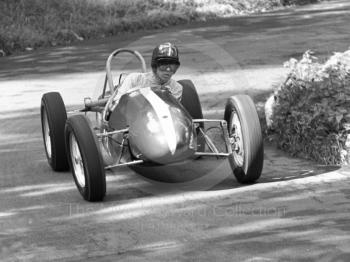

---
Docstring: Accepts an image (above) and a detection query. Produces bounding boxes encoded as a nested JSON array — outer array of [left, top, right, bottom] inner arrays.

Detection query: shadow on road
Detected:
[[1, 106, 349, 261]]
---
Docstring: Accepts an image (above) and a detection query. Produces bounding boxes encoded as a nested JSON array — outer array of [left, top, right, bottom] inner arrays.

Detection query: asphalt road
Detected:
[[1, 1, 350, 261]]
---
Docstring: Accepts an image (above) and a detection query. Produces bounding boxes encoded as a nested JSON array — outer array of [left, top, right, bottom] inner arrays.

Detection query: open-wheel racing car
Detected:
[[40, 48, 264, 202]]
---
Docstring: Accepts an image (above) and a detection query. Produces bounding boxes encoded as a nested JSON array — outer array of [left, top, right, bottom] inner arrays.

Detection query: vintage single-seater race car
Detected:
[[40, 48, 264, 202]]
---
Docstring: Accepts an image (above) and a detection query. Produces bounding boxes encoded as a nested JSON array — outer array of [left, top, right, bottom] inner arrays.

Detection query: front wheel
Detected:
[[65, 115, 106, 201], [224, 95, 264, 183]]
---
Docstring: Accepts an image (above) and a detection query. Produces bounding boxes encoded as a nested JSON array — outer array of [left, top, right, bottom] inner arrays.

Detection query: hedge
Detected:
[[268, 49, 350, 165]]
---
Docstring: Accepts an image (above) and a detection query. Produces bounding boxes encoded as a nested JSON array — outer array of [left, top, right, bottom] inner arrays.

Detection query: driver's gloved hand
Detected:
[[150, 85, 162, 92]]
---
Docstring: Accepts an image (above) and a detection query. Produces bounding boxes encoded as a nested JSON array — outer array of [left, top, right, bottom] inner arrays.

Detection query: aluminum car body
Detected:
[[108, 87, 197, 164]]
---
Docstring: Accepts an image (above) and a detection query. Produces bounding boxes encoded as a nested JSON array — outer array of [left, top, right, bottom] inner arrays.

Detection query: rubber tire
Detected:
[[40, 92, 69, 171], [178, 79, 203, 120], [65, 115, 106, 202], [178, 79, 205, 152], [224, 95, 264, 184]]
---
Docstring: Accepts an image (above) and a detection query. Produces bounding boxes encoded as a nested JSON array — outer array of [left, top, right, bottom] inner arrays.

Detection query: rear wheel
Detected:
[[178, 79, 205, 152], [65, 115, 106, 201], [224, 95, 264, 183], [40, 92, 69, 171], [178, 79, 203, 119]]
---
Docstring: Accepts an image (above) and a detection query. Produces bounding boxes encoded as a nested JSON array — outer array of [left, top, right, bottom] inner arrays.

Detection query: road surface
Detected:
[[1, 1, 350, 261]]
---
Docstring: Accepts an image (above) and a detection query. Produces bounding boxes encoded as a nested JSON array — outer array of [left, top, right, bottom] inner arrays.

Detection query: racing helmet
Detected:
[[151, 42, 180, 69]]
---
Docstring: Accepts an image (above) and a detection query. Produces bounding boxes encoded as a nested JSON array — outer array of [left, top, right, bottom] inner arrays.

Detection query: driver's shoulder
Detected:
[[125, 72, 145, 80], [171, 79, 183, 89], [122, 72, 148, 86]]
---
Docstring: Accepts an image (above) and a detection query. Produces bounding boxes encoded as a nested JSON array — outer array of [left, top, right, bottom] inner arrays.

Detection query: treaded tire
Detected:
[[178, 79, 205, 152], [224, 95, 264, 183], [65, 115, 106, 202], [40, 92, 69, 171]]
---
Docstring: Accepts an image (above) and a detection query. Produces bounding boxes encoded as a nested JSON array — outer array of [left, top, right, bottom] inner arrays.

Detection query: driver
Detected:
[[112, 42, 183, 104]]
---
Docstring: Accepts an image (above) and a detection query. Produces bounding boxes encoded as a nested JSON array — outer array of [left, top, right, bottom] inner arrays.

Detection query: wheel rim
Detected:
[[70, 134, 86, 188], [229, 110, 244, 167], [43, 109, 52, 158]]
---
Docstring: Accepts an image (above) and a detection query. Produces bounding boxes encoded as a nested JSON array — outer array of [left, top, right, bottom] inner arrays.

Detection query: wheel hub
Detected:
[[70, 134, 85, 188], [229, 111, 244, 167], [43, 110, 52, 158]]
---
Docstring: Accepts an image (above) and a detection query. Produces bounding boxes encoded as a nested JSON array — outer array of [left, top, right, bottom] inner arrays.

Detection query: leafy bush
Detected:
[[269, 49, 350, 165]]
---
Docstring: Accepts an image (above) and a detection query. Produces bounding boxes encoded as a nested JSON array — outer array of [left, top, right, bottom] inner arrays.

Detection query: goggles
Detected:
[[157, 64, 178, 73]]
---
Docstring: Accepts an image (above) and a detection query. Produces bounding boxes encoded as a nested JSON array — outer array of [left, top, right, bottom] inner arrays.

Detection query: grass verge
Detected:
[[0, 0, 321, 55]]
